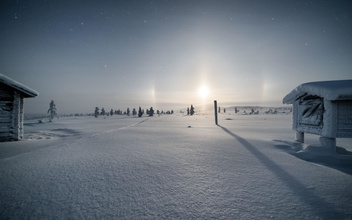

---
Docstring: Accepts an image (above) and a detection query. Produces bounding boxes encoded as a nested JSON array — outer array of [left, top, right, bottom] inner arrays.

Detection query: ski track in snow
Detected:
[[0, 114, 351, 219]]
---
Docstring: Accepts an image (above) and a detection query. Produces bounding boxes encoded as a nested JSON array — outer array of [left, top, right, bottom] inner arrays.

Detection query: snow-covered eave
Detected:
[[283, 80, 352, 104], [0, 73, 39, 98]]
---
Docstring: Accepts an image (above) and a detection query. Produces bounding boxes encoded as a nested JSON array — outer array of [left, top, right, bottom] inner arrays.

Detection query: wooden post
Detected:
[[319, 137, 336, 151], [214, 100, 218, 125], [295, 131, 304, 143]]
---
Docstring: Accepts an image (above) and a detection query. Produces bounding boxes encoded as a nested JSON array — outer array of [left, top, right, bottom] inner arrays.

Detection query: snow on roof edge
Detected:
[[283, 80, 352, 104], [0, 73, 39, 98]]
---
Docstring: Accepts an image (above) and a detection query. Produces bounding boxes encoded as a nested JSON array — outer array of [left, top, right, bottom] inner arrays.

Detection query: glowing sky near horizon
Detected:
[[1, 0, 352, 114]]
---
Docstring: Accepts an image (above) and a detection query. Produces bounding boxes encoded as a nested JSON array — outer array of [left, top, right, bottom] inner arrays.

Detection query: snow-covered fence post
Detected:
[[214, 100, 218, 125]]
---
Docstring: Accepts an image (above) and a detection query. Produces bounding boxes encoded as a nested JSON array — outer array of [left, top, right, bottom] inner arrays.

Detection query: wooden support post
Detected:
[[295, 131, 304, 143], [214, 100, 218, 125], [319, 137, 336, 151]]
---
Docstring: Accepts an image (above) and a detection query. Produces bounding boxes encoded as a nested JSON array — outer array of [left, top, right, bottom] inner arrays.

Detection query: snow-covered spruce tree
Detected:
[[110, 109, 114, 116], [146, 109, 150, 115], [187, 107, 190, 115], [138, 106, 143, 117], [149, 107, 154, 116], [127, 108, 130, 116], [94, 107, 99, 118], [101, 108, 106, 116], [47, 100, 58, 120], [190, 105, 195, 116], [132, 108, 137, 116]]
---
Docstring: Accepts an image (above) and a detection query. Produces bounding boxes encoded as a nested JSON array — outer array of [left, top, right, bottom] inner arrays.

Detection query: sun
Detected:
[[198, 84, 210, 99]]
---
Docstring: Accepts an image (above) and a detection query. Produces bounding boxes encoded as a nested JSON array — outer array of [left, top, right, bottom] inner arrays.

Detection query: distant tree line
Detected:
[[94, 106, 174, 118]]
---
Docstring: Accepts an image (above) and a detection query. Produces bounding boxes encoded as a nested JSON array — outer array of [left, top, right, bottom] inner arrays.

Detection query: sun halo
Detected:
[[198, 84, 210, 99]]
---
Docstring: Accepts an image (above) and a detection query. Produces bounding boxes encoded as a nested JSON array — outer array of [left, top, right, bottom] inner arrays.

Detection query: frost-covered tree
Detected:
[[138, 106, 143, 117], [110, 109, 114, 116], [187, 107, 190, 115], [218, 106, 221, 113], [224, 108, 226, 113], [127, 108, 130, 116], [157, 110, 160, 115], [101, 108, 106, 116], [190, 105, 195, 116], [146, 109, 150, 115], [94, 107, 100, 118], [47, 100, 58, 120], [149, 107, 154, 116], [132, 108, 137, 116]]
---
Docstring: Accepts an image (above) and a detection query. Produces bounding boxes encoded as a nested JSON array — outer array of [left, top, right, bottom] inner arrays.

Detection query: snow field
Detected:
[[0, 113, 351, 219]]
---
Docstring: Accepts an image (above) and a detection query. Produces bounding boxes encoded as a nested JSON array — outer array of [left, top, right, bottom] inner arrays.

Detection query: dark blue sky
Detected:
[[1, 0, 352, 114]]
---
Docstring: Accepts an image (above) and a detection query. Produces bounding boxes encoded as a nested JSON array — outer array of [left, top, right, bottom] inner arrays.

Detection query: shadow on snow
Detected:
[[274, 140, 352, 176], [217, 124, 346, 219]]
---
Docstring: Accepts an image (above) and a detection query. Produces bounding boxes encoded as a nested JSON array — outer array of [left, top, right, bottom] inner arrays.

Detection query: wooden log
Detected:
[[0, 127, 12, 132]]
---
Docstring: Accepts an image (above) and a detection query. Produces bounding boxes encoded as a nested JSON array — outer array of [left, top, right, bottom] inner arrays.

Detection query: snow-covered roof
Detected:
[[283, 80, 352, 104], [0, 73, 39, 98]]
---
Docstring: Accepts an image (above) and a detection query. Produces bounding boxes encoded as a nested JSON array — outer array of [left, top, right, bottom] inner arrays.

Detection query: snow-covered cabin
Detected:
[[283, 80, 352, 150], [0, 74, 38, 141]]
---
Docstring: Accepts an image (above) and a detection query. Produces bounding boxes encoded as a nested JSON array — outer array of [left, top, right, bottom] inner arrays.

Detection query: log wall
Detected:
[[337, 101, 352, 138], [0, 83, 23, 141]]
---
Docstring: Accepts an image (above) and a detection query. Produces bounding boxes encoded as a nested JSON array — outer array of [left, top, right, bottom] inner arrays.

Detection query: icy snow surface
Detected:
[[1, 111, 351, 219], [283, 80, 352, 103]]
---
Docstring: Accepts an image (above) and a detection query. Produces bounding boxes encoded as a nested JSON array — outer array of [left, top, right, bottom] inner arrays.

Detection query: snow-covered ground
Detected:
[[1, 111, 351, 219]]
